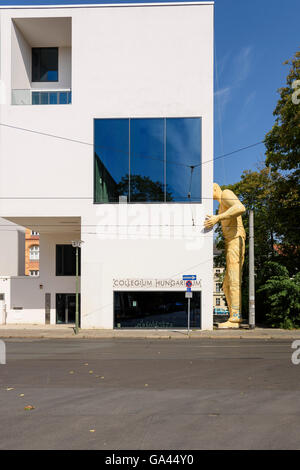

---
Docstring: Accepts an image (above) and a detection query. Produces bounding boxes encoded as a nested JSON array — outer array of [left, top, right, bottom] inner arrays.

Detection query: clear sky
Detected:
[[1, 0, 299, 187]]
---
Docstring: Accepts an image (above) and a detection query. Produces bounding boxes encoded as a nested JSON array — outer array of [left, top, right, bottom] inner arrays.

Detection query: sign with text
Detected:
[[113, 278, 202, 290]]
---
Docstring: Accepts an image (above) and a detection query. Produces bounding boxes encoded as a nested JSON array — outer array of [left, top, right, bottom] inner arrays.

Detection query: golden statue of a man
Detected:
[[204, 183, 246, 328]]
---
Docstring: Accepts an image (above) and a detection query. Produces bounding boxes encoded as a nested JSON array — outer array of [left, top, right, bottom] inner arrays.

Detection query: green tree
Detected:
[[258, 263, 300, 329], [264, 49, 300, 256], [117, 174, 173, 202]]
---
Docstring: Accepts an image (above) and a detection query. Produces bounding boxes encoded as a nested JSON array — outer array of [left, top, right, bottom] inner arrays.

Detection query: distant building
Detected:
[[25, 229, 40, 277], [213, 242, 228, 315]]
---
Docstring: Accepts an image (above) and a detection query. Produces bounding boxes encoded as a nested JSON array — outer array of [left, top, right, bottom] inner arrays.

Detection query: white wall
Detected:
[[0, 218, 25, 276], [11, 21, 31, 90], [0, 3, 214, 329]]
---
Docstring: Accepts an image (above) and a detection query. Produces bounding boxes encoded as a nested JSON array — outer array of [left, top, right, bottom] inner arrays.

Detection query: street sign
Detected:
[[185, 291, 193, 299], [185, 280, 192, 288], [182, 275, 197, 281]]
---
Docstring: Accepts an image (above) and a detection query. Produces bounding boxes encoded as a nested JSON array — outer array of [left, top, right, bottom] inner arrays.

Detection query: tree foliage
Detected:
[[264, 50, 300, 250], [257, 263, 300, 329]]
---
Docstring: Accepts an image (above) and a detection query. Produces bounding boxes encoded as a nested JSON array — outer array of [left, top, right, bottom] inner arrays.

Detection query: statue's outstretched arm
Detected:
[[218, 190, 246, 221], [204, 189, 245, 229]]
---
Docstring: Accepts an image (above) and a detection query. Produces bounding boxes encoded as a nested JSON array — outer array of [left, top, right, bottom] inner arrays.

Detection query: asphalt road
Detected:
[[0, 338, 299, 450]]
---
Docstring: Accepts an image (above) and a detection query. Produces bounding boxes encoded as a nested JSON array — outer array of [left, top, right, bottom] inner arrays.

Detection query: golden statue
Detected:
[[205, 183, 246, 328]]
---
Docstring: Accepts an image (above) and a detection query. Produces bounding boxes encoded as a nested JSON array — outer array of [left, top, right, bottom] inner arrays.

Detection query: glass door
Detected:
[[56, 294, 80, 324]]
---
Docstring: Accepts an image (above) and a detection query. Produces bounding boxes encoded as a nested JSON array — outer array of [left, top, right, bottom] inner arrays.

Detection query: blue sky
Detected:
[[1, 0, 299, 187]]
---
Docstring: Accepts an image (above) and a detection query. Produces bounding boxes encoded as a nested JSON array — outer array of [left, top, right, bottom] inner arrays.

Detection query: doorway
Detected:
[[56, 293, 80, 324]]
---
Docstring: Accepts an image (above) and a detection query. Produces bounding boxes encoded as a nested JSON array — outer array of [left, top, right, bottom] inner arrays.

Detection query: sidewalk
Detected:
[[0, 324, 300, 339]]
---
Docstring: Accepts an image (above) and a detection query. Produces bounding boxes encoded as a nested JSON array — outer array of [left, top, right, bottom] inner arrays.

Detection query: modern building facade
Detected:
[[0, 2, 214, 329]]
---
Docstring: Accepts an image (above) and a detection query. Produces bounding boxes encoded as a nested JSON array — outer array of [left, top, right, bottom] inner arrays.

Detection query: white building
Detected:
[[0, 1, 214, 329]]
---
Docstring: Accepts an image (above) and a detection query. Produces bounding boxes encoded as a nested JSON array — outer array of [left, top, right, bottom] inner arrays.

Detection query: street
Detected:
[[0, 338, 299, 450]]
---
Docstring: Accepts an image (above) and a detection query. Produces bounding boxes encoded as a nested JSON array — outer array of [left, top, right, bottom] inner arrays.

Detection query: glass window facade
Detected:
[[94, 118, 202, 203], [32, 91, 71, 105], [32, 48, 58, 82], [56, 245, 81, 276], [114, 291, 201, 329]]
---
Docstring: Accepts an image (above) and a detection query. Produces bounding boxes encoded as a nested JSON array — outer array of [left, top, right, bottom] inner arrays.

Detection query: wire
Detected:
[[0, 122, 265, 170]]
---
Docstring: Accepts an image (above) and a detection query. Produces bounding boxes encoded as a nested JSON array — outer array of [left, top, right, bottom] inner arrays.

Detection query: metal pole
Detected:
[[187, 298, 191, 336], [75, 247, 79, 334], [249, 210, 255, 329]]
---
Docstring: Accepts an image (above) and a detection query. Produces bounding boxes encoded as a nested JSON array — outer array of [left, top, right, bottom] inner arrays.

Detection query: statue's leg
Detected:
[[218, 237, 245, 328]]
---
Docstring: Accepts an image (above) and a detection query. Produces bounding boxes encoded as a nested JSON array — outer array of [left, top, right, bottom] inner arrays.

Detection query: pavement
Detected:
[[0, 323, 300, 339], [1, 338, 300, 450]]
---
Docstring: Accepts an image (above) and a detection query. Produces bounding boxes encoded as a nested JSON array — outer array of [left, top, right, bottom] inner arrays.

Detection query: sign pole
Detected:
[[187, 297, 191, 336]]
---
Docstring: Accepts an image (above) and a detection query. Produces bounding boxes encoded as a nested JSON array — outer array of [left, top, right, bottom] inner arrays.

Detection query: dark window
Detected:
[[32, 47, 58, 82], [56, 245, 81, 276], [216, 298, 220, 306], [114, 291, 201, 329], [94, 118, 202, 203]]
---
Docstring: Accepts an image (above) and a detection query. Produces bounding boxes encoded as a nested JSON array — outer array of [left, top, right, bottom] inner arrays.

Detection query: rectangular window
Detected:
[[114, 291, 201, 329], [32, 47, 58, 82], [94, 117, 202, 203], [56, 245, 81, 276], [216, 298, 220, 306], [216, 283, 221, 293], [29, 270, 39, 277]]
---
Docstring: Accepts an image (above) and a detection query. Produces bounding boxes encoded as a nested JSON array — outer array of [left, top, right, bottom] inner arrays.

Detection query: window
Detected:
[[29, 270, 39, 277], [94, 118, 202, 203], [29, 245, 39, 260], [31, 231, 39, 236], [215, 269, 220, 274], [56, 245, 81, 276], [216, 283, 222, 293], [216, 298, 220, 306], [114, 291, 201, 329], [32, 47, 58, 82], [32, 91, 71, 105]]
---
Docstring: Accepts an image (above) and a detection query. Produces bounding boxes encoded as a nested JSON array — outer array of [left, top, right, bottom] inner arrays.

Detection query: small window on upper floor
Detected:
[[32, 47, 58, 82]]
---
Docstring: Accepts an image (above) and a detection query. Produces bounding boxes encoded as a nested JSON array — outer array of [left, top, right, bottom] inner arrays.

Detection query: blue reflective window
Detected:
[[59, 92, 68, 104], [32, 92, 40, 105], [94, 119, 129, 203], [40, 92, 49, 105], [49, 92, 58, 104], [130, 118, 165, 202], [166, 118, 201, 202], [94, 118, 201, 203]]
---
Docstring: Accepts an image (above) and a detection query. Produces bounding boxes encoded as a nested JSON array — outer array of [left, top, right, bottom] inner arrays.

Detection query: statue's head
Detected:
[[213, 183, 222, 201]]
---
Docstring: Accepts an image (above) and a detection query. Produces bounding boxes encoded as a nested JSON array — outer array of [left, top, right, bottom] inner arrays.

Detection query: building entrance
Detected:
[[56, 293, 80, 324]]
